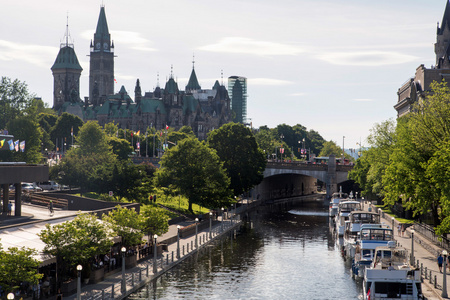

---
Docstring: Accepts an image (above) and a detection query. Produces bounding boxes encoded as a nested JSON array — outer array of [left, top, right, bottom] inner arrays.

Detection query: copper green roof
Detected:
[[213, 80, 220, 90], [51, 46, 82, 70], [164, 77, 179, 94], [182, 95, 200, 114], [186, 68, 201, 90], [95, 6, 110, 41]]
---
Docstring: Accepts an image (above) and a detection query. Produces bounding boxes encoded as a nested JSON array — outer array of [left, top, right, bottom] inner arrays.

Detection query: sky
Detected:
[[1, 0, 447, 150]]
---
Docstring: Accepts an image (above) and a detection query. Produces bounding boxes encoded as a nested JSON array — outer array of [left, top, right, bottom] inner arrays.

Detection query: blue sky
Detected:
[[0, 0, 446, 149]]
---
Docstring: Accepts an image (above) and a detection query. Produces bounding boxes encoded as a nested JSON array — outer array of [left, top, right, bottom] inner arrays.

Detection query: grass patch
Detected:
[[374, 204, 414, 224]]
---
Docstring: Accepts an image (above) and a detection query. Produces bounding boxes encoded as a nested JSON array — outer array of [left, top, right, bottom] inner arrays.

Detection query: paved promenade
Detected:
[[66, 217, 241, 300], [366, 201, 450, 300]]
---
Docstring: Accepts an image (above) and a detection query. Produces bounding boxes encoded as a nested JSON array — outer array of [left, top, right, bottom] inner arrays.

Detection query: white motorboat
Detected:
[[343, 212, 381, 258], [363, 243, 422, 299], [352, 225, 394, 279], [329, 191, 348, 218], [335, 200, 361, 236]]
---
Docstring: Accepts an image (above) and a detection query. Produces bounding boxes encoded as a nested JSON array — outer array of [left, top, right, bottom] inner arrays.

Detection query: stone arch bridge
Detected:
[[254, 157, 353, 201]]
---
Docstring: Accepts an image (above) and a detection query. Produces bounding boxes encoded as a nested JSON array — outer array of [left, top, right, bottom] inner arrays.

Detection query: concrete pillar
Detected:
[[14, 182, 21, 216], [326, 154, 337, 198], [2, 184, 9, 215]]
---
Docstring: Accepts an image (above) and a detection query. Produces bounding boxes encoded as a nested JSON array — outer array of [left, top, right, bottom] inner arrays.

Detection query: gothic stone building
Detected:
[[52, 6, 232, 140], [395, 0, 450, 117]]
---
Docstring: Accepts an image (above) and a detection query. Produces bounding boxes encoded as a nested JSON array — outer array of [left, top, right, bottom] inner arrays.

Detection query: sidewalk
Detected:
[[368, 202, 449, 300], [66, 217, 241, 300]]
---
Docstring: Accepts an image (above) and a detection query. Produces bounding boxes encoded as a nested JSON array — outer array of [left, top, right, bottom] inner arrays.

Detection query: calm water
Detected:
[[130, 202, 363, 299]]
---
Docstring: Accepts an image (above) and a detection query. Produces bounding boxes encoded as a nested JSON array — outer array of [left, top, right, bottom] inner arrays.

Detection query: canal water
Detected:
[[130, 202, 363, 299]]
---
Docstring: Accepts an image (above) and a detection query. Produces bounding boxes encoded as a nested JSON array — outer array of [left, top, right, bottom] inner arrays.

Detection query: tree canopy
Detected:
[[154, 137, 232, 213], [208, 123, 266, 196]]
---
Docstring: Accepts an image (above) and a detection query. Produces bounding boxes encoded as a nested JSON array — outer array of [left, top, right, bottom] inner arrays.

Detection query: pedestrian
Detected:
[[438, 253, 444, 272], [7, 201, 12, 216], [397, 224, 401, 236], [401, 224, 405, 237]]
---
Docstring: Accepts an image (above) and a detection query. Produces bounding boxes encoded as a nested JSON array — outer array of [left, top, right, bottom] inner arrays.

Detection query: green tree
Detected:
[[154, 137, 232, 213], [208, 123, 266, 196], [104, 122, 119, 137], [108, 137, 133, 160], [109, 160, 151, 201], [3, 116, 42, 163], [349, 119, 396, 200], [102, 205, 144, 248], [39, 213, 113, 283], [0, 245, 43, 294], [0, 77, 34, 129], [51, 112, 83, 149], [140, 205, 170, 243]]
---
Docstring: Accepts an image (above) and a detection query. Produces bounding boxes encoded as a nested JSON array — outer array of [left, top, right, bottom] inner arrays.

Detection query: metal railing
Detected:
[[414, 222, 450, 250]]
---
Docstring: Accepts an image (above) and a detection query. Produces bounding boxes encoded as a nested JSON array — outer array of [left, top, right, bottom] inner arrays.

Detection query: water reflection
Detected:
[[130, 203, 363, 299]]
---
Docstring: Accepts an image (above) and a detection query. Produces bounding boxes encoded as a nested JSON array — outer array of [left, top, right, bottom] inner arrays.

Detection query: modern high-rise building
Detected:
[[228, 76, 247, 123]]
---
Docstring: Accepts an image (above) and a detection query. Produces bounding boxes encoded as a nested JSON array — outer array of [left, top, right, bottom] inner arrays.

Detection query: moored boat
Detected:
[[363, 243, 422, 299], [343, 212, 381, 258], [329, 191, 348, 218], [352, 225, 394, 279], [335, 200, 361, 236]]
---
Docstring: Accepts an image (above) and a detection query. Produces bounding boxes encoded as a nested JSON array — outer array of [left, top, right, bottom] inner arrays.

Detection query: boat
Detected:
[[363, 243, 422, 299], [329, 191, 348, 218], [335, 200, 361, 236], [351, 225, 394, 279], [343, 211, 381, 258]]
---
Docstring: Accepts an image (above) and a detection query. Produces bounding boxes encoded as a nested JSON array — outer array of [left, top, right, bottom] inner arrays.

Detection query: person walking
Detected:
[[438, 253, 444, 273], [401, 224, 405, 237], [397, 224, 401, 236]]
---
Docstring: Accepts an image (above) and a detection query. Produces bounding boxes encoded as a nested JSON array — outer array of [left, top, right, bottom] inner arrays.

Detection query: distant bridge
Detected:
[[255, 155, 353, 200], [133, 155, 353, 200]]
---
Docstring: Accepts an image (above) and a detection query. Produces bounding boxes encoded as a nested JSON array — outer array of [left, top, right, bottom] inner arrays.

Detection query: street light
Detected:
[[153, 234, 158, 274], [177, 225, 181, 259], [410, 229, 415, 266], [195, 218, 199, 249], [7, 293, 14, 300], [443, 250, 448, 298], [209, 212, 212, 239], [221, 208, 224, 232], [121, 246, 126, 293], [76, 264, 82, 300]]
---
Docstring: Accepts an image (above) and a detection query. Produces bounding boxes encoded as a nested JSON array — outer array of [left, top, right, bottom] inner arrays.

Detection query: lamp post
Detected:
[[209, 212, 212, 239], [342, 136, 345, 163], [76, 264, 82, 300], [7, 293, 14, 300], [121, 246, 126, 293], [153, 234, 158, 274], [176, 225, 181, 259], [443, 250, 448, 298], [195, 218, 199, 249], [221, 207, 224, 232], [410, 229, 415, 266]]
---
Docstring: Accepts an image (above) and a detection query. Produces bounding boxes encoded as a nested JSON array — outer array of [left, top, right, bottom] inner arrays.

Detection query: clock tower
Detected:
[[89, 5, 114, 106], [51, 18, 82, 111]]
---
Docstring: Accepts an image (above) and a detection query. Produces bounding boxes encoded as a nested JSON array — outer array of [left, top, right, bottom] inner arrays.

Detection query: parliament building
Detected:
[[51, 6, 241, 140]]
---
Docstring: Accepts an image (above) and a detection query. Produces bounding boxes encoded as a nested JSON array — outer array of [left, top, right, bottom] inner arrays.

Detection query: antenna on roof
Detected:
[[156, 72, 160, 87], [221, 69, 223, 85], [170, 65, 173, 78], [192, 53, 195, 69]]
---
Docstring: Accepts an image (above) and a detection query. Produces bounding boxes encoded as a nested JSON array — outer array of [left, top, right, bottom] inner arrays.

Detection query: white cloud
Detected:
[[80, 30, 156, 52], [249, 78, 294, 86], [315, 51, 418, 66], [0, 40, 56, 68], [289, 93, 306, 97], [199, 37, 304, 56]]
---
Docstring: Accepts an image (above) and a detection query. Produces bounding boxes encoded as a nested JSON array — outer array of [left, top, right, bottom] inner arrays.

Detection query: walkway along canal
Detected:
[[68, 202, 255, 300]]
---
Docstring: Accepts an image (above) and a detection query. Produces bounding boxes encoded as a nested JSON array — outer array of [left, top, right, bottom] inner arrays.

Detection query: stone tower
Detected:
[[89, 6, 114, 106], [435, 0, 450, 68], [51, 18, 82, 111]]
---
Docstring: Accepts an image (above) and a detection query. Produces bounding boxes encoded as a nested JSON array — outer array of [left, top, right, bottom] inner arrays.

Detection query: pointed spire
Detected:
[[94, 6, 110, 45], [186, 68, 201, 91], [60, 12, 74, 49], [438, 0, 450, 35]]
